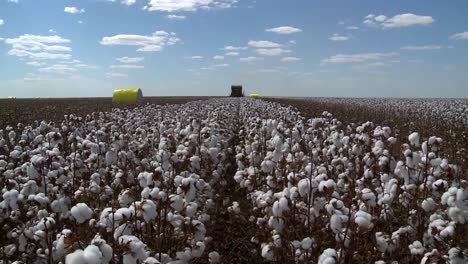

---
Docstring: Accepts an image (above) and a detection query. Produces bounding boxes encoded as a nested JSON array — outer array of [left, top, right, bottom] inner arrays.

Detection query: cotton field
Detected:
[[0, 98, 467, 263]]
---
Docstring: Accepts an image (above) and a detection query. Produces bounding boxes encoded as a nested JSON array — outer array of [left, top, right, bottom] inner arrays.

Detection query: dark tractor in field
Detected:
[[230, 85, 244, 97]]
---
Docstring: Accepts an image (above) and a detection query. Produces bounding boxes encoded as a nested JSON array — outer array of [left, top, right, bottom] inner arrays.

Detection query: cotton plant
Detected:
[[1, 97, 467, 263]]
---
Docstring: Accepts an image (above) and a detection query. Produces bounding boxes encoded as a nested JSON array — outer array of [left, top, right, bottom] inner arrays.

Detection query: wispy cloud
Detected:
[[450, 31, 468, 40], [144, 0, 237, 12], [321, 52, 398, 64], [110, 64, 144, 69], [281, 57, 301, 62], [64, 7, 85, 14], [266, 26, 302, 34], [364, 13, 434, 29], [248, 40, 283, 48], [116, 57, 144, 63], [400, 45, 441, 50], [329, 34, 349, 41], [255, 48, 291, 56], [100, 31, 180, 52], [167, 14, 186, 20]]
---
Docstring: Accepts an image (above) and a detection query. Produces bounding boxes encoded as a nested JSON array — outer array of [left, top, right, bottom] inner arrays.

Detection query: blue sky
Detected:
[[0, 0, 467, 98]]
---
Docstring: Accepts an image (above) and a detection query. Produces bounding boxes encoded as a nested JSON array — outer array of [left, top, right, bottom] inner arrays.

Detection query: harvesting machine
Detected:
[[230, 85, 244, 97]]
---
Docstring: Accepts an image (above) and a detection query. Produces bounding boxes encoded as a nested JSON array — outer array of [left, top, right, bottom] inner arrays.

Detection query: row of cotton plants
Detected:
[[0, 100, 242, 263], [232, 99, 467, 263], [1, 97, 467, 263], [299, 97, 468, 126]]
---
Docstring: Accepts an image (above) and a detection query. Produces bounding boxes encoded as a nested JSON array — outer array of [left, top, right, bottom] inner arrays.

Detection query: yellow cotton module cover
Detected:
[[249, 93, 259, 98], [112, 88, 143, 104]]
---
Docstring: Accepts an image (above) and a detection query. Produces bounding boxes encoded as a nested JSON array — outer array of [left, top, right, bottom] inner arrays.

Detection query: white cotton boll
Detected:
[[319, 179, 335, 193], [354, 210, 373, 229], [66, 249, 86, 264], [268, 216, 284, 232], [91, 236, 113, 263], [298, 179, 310, 197], [448, 247, 468, 264], [176, 249, 192, 262], [141, 187, 151, 199], [119, 235, 148, 263], [421, 198, 437, 212], [83, 245, 103, 264], [261, 160, 275, 173], [318, 248, 337, 264], [439, 225, 455, 238], [272, 201, 282, 217], [408, 132, 420, 147], [261, 244, 274, 261], [361, 188, 376, 207], [2, 189, 19, 210], [208, 251, 220, 263], [191, 241, 205, 258], [279, 197, 288, 211], [118, 190, 134, 207], [186, 202, 198, 218], [301, 237, 313, 250], [448, 207, 468, 224], [71, 203, 93, 224], [105, 149, 117, 166], [330, 214, 348, 234], [142, 200, 157, 222], [408, 240, 424, 255], [143, 257, 161, 264]]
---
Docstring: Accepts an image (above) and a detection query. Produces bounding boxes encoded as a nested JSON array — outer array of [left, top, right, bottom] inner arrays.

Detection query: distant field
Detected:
[[0, 96, 214, 126]]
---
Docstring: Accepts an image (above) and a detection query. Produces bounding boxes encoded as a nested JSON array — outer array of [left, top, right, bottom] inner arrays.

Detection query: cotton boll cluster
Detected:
[[1, 97, 467, 263], [230, 99, 467, 263]]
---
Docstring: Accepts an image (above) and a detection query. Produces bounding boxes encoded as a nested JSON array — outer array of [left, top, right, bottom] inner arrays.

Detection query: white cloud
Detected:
[[7, 0, 18, 3], [26, 61, 46, 67], [38, 64, 77, 74], [346, 26, 359, 30], [64, 7, 85, 14], [212, 63, 229, 67], [450, 31, 468, 40], [122, 0, 136, 6], [191, 55, 203, 59], [213, 55, 224, 60], [75, 63, 99, 69], [78, 20, 84, 24], [116, 56, 144, 63], [400, 45, 441, 50], [258, 69, 278, 73], [100, 31, 180, 52], [5, 34, 72, 60], [239, 56, 262, 63], [248, 40, 283, 48], [266, 26, 302, 34], [281, 56, 301, 62], [255, 48, 291, 56], [321, 52, 398, 64], [352, 62, 386, 70], [0, 19, 4, 26], [167, 15, 186, 20], [364, 13, 434, 29], [110, 64, 144, 69], [374, 15, 387, 22], [49, 29, 57, 34], [329, 34, 349, 41], [144, 0, 237, 12], [223, 45, 247, 51], [225, 51, 239, 56], [106, 72, 128, 78]]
